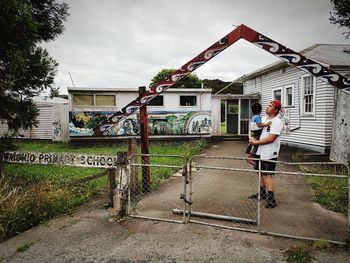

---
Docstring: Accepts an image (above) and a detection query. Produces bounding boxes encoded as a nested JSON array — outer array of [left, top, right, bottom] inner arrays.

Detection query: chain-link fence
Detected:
[[123, 153, 349, 244], [188, 156, 349, 244], [127, 154, 188, 223], [188, 156, 260, 232]]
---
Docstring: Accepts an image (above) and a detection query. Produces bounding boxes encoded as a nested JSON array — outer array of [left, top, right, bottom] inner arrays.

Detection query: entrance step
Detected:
[[212, 135, 247, 141]]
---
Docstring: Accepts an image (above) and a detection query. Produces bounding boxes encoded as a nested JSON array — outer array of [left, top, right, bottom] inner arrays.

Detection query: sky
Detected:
[[43, 0, 348, 95]]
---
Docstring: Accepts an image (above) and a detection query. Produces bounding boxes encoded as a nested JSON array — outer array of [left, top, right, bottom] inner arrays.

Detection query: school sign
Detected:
[[3, 151, 125, 168]]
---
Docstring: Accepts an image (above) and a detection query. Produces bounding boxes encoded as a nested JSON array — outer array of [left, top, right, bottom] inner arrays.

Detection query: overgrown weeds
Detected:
[[0, 179, 104, 241], [292, 151, 348, 214], [285, 240, 336, 263], [285, 244, 313, 263], [1, 140, 208, 241]]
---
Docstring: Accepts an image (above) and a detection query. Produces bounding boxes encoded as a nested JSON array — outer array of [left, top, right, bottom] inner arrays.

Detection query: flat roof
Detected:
[[67, 87, 212, 93]]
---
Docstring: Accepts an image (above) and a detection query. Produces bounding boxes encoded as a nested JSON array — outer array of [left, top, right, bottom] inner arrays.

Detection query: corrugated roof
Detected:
[[240, 44, 350, 80], [33, 96, 68, 104], [304, 44, 350, 66], [67, 87, 138, 92]]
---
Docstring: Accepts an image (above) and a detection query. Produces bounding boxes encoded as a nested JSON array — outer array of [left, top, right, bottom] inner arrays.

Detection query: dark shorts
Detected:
[[254, 156, 277, 175], [245, 130, 262, 154]]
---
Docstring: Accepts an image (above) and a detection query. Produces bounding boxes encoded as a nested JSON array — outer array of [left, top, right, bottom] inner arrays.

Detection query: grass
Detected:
[[292, 151, 348, 214], [16, 241, 34, 253], [304, 167, 348, 214], [220, 122, 226, 135], [1, 140, 207, 241], [285, 244, 313, 263]]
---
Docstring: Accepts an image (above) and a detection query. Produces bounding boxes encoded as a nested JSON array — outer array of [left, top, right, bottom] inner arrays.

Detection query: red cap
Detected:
[[271, 100, 282, 109]]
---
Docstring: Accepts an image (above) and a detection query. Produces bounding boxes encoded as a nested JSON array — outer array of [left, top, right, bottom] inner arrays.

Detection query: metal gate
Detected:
[[127, 154, 189, 223], [188, 155, 350, 245], [126, 153, 349, 244]]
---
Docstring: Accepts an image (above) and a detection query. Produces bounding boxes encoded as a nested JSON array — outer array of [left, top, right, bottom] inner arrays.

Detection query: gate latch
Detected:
[[180, 193, 192, 204]]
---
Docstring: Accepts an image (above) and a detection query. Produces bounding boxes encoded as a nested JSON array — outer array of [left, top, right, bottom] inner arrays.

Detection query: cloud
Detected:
[[43, 0, 348, 94]]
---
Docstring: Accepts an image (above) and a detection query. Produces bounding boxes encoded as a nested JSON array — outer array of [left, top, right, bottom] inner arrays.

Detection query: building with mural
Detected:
[[68, 87, 214, 140]]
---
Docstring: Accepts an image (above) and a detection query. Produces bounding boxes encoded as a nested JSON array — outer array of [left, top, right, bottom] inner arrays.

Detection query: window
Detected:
[[73, 95, 94, 106], [272, 88, 282, 101], [148, 95, 164, 106], [285, 86, 294, 107], [301, 75, 315, 115], [96, 95, 115, 106], [180, 95, 197, 106], [72, 94, 116, 107]]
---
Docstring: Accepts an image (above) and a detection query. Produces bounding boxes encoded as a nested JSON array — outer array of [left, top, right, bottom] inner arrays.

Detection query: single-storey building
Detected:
[[239, 44, 350, 162], [68, 87, 215, 140], [0, 96, 69, 142]]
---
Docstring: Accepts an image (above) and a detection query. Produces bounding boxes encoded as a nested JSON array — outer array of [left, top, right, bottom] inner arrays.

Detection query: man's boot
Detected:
[[265, 191, 277, 208], [248, 186, 267, 200]]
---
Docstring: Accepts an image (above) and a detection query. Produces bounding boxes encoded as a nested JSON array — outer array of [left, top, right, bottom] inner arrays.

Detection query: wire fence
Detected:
[[127, 154, 188, 223], [188, 156, 349, 245], [125, 154, 349, 245]]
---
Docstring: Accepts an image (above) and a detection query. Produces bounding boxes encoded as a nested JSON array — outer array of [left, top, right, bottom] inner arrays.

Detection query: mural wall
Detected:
[[69, 111, 212, 137]]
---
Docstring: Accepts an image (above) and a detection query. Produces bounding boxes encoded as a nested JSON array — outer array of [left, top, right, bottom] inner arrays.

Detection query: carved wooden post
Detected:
[[139, 86, 150, 193], [128, 137, 139, 196]]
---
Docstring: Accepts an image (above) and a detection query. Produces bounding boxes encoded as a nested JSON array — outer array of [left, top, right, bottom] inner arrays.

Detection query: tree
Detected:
[[49, 87, 60, 99], [329, 0, 350, 39], [150, 69, 202, 89], [0, 0, 69, 132], [202, 79, 243, 94], [0, 0, 69, 173]]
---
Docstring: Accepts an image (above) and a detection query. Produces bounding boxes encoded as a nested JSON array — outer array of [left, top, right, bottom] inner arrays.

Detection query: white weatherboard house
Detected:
[[240, 44, 350, 162], [0, 96, 69, 142]]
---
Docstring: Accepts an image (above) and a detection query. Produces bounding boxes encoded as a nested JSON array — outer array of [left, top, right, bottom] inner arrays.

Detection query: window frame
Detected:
[[179, 95, 197, 107], [95, 94, 116, 106], [72, 94, 94, 106], [284, 85, 294, 108], [301, 74, 316, 117], [272, 87, 282, 102], [147, 95, 164, 107], [72, 93, 117, 107]]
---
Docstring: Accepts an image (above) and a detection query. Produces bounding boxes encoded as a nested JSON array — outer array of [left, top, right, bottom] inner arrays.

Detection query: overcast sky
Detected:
[[43, 0, 348, 95]]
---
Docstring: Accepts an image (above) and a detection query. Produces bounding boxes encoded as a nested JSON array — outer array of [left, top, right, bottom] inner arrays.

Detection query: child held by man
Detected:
[[246, 102, 271, 165]]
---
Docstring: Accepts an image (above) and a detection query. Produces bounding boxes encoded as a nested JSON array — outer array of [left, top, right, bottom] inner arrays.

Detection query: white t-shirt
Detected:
[[256, 115, 283, 160]]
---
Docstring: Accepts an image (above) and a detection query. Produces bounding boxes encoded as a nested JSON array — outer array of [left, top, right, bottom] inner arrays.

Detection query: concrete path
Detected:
[[135, 140, 348, 241], [0, 140, 349, 263]]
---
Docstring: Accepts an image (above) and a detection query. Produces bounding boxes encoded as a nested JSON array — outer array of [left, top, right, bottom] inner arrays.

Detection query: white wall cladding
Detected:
[[243, 66, 337, 153], [0, 100, 69, 141], [210, 97, 221, 136], [29, 105, 53, 139]]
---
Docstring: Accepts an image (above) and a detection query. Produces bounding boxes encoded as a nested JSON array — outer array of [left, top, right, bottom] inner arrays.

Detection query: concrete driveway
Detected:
[[0, 140, 349, 263]]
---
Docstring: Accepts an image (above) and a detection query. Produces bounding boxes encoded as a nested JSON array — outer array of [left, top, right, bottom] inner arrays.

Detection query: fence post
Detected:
[[108, 168, 117, 207], [128, 137, 139, 196], [348, 163, 350, 242], [139, 86, 151, 193]]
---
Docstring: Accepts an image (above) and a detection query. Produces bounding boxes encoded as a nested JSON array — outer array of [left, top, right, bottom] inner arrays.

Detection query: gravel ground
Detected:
[[0, 140, 349, 262]]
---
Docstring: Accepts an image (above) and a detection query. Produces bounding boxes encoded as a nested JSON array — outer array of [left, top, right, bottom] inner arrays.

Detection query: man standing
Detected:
[[249, 100, 283, 208]]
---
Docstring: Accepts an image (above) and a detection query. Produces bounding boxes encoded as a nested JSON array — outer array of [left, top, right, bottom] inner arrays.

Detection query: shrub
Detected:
[[285, 244, 313, 263], [0, 180, 105, 241]]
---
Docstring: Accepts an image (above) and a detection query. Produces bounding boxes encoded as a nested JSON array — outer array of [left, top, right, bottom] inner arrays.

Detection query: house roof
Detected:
[[67, 87, 212, 93], [33, 96, 68, 104], [240, 44, 350, 81]]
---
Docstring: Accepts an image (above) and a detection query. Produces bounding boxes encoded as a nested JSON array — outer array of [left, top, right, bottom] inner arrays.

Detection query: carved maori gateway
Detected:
[[94, 24, 350, 136]]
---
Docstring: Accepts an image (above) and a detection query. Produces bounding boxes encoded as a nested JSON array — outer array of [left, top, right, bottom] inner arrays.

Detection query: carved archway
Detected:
[[94, 24, 350, 135]]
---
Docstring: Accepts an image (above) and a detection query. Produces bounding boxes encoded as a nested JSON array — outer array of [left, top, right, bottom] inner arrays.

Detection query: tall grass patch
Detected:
[[303, 166, 348, 214], [1, 140, 208, 240]]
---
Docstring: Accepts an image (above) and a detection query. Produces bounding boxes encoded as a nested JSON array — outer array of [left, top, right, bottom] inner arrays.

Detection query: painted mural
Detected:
[[69, 111, 211, 137]]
